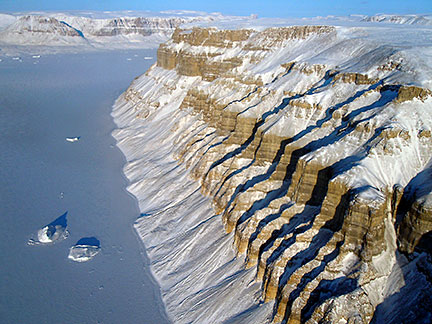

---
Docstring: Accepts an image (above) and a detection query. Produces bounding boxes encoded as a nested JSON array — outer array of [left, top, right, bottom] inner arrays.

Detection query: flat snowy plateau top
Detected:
[[0, 11, 431, 56]]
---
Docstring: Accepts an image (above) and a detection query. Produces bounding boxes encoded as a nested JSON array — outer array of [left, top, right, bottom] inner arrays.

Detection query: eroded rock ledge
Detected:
[[116, 26, 432, 323]]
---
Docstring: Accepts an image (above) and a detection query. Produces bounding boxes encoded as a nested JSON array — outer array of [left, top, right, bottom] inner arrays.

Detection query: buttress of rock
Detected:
[[119, 25, 432, 323]]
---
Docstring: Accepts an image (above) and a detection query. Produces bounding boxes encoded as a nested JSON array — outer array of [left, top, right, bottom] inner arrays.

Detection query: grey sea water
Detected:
[[0, 51, 170, 324]]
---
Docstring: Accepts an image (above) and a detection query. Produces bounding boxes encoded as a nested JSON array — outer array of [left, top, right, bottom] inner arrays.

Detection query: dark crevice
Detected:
[[232, 86, 396, 233], [202, 70, 341, 183], [182, 132, 218, 166], [184, 129, 216, 152], [272, 185, 361, 297], [300, 276, 358, 323], [204, 94, 298, 181], [273, 187, 366, 322], [282, 240, 345, 322], [247, 202, 294, 257], [214, 135, 265, 198]]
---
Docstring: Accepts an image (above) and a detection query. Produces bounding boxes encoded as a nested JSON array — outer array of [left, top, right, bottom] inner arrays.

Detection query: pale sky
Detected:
[[0, 0, 431, 18]]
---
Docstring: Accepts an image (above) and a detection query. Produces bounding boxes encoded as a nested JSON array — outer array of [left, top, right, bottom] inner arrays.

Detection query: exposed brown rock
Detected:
[[334, 72, 379, 85], [172, 27, 253, 47], [395, 85, 432, 103], [122, 25, 432, 324], [399, 201, 432, 253], [398, 166, 432, 254], [243, 26, 336, 50]]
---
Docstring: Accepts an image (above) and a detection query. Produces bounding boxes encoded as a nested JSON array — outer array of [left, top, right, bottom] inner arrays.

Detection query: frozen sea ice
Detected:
[[28, 211, 69, 245]]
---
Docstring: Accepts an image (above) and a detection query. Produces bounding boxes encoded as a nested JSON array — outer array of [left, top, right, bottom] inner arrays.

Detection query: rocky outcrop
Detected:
[[89, 17, 183, 36], [398, 163, 432, 254], [0, 15, 85, 41], [0, 13, 230, 49], [15, 15, 83, 36], [114, 25, 432, 323], [172, 27, 253, 46]]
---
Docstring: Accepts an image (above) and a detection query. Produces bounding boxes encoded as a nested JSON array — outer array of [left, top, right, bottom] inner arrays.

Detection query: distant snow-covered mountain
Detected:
[[361, 14, 432, 25], [0, 11, 242, 50], [0, 15, 88, 46], [1, 12, 430, 52]]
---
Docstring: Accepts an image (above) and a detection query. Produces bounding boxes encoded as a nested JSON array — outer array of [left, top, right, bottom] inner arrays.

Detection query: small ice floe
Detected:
[[68, 237, 101, 262], [144, 56, 153, 60], [66, 136, 80, 142], [28, 212, 69, 245], [32, 55, 41, 58]]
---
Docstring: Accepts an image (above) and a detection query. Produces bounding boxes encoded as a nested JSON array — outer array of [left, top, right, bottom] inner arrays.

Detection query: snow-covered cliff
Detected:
[[0, 11, 239, 50], [112, 19, 432, 324]]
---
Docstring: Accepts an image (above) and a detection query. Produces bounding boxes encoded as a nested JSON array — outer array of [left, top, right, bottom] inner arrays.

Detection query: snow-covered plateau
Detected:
[[0, 11, 243, 54], [111, 14, 432, 324]]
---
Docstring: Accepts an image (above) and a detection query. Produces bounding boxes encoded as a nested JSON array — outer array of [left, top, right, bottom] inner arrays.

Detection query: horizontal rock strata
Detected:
[[114, 26, 432, 323]]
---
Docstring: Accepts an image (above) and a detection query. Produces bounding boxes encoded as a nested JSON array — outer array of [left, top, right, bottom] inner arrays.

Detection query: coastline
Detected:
[[110, 70, 274, 323], [0, 50, 170, 324]]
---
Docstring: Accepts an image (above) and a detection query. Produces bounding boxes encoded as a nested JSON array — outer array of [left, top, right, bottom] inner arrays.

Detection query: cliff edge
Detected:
[[113, 23, 432, 323]]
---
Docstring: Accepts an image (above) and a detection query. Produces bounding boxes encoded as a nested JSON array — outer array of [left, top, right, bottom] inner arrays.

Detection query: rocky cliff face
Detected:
[[13, 15, 82, 36], [0, 12, 227, 49], [0, 15, 88, 45], [57, 15, 192, 38], [113, 24, 432, 323]]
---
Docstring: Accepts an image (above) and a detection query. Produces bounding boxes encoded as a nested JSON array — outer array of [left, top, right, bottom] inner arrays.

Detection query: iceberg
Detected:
[[68, 237, 101, 262], [28, 212, 68, 245], [65, 136, 80, 142]]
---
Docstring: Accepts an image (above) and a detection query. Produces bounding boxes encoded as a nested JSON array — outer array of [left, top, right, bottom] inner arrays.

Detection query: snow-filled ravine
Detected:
[[0, 51, 169, 324]]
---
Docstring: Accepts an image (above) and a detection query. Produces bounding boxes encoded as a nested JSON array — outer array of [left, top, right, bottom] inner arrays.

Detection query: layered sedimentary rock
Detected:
[[87, 17, 185, 36], [0, 15, 88, 45], [113, 24, 432, 323], [0, 12, 230, 48]]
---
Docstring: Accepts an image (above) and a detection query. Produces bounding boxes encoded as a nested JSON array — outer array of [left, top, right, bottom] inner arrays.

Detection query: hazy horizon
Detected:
[[0, 0, 431, 18]]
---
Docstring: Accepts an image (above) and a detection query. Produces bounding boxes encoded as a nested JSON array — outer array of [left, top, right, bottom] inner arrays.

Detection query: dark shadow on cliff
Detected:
[[260, 167, 334, 283], [272, 186, 368, 322], [213, 136, 264, 199], [210, 80, 382, 205], [233, 91, 397, 256], [300, 276, 358, 323], [184, 128, 216, 152], [225, 85, 397, 234], [371, 251, 432, 324], [282, 240, 345, 322], [271, 188, 353, 294], [202, 70, 341, 183], [395, 159, 432, 228], [182, 130, 218, 165], [203, 93, 300, 181]]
